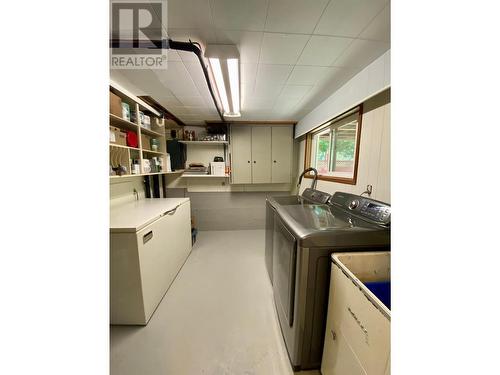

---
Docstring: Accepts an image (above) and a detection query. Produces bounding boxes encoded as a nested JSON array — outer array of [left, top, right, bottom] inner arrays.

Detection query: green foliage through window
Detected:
[[335, 139, 355, 160]]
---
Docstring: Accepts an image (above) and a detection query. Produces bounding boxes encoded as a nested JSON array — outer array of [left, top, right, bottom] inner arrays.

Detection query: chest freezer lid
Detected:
[[110, 198, 189, 233]]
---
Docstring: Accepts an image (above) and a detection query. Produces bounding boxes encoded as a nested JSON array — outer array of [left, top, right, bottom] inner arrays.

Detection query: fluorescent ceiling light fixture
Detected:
[[227, 59, 240, 114], [206, 45, 241, 118], [209, 58, 230, 114]]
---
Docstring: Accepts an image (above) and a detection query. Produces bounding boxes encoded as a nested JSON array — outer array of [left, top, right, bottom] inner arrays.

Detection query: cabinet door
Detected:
[[231, 126, 252, 184], [271, 126, 293, 183], [137, 201, 192, 322], [251, 126, 272, 183]]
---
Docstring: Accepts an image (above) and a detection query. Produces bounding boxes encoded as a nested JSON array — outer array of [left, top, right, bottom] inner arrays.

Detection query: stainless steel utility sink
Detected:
[[270, 195, 316, 206]]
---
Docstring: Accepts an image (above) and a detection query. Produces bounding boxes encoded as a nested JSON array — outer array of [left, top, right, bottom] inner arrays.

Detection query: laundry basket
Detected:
[[322, 251, 390, 375]]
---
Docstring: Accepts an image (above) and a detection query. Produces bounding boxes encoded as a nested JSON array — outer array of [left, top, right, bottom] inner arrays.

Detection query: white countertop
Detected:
[[110, 198, 190, 233]]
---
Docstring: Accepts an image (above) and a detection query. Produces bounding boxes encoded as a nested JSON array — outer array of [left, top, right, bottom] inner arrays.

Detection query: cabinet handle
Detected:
[[253, 161, 256, 163], [143, 231, 153, 244], [247, 160, 250, 163], [273, 160, 277, 163]]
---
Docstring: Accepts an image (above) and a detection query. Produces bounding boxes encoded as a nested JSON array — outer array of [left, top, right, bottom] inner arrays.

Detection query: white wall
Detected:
[[295, 50, 390, 138], [110, 176, 147, 206], [294, 89, 391, 203]]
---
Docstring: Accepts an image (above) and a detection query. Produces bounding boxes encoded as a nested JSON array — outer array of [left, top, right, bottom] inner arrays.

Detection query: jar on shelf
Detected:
[[150, 138, 160, 151]]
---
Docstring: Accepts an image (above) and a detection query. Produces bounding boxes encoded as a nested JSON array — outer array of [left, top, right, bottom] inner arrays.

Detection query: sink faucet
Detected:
[[297, 167, 318, 191]]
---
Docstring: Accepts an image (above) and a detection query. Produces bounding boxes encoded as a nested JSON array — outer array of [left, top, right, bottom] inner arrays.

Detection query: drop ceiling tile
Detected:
[[167, 0, 214, 30], [332, 39, 389, 68], [359, 2, 390, 42], [167, 50, 182, 62], [268, 111, 295, 120], [177, 96, 206, 106], [254, 82, 284, 98], [115, 69, 175, 98], [314, 0, 387, 38], [293, 106, 314, 119], [179, 113, 206, 120], [241, 83, 255, 108], [166, 105, 192, 115], [110, 70, 149, 96], [202, 95, 218, 108], [178, 50, 199, 62], [265, 0, 329, 34], [241, 82, 255, 98], [242, 112, 273, 121], [184, 62, 212, 97], [167, 28, 217, 46], [183, 107, 202, 115], [280, 84, 312, 98], [240, 63, 258, 85], [273, 94, 303, 113], [255, 64, 294, 85], [297, 87, 328, 112], [259, 33, 310, 65], [323, 66, 358, 87], [212, 0, 268, 31], [197, 108, 219, 117], [244, 96, 277, 110], [153, 61, 200, 97], [206, 115, 220, 121], [254, 64, 293, 98], [156, 96, 182, 107], [287, 66, 329, 85], [297, 66, 358, 110], [214, 30, 263, 63], [296, 35, 353, 66]]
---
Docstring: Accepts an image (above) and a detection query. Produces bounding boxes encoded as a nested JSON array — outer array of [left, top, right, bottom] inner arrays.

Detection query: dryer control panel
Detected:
[[329, 192, 391, 226]]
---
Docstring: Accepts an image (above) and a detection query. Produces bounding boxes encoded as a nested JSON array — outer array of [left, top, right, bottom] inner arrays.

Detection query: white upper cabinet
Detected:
[[230, 126, 253, 184], [251, 127, 272, 183], [231, 125, 293, 184], [271, 126, 293, 183]]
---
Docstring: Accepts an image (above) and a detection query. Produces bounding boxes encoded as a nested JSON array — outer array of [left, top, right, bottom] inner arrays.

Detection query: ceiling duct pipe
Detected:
[[109, 38, 225, 122]]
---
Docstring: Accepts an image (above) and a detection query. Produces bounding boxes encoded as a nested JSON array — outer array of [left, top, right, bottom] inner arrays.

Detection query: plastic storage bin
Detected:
[[322, 251, 390, 375]]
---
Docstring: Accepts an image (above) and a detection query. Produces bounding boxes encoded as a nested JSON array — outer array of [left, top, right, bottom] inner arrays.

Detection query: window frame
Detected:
[[304, 104, 363, 185]]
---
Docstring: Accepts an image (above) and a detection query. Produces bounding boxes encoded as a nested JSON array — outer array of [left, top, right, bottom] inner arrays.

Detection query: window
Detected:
[[305, 105, 362, 185]]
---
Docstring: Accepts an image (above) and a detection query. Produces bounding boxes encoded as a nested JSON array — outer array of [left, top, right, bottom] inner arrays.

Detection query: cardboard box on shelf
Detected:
[[141, 133, 151, 150], [110, 126, 127, 146], [110, 92, 122, 117]]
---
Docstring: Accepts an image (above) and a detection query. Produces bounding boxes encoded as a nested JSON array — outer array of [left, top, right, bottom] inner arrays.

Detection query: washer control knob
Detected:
[[348, 200, 359, 210]]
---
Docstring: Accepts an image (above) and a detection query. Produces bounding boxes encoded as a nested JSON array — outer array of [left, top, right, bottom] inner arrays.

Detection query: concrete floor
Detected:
[[110, 230, 320, 375]]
